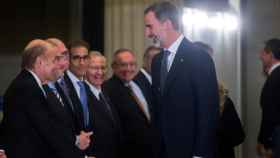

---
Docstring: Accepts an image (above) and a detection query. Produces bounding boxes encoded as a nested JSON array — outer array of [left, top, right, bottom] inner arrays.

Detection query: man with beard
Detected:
[[144, 2, 219, 158]]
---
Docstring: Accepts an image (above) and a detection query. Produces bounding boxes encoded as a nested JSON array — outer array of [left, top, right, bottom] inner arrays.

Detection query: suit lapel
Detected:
[[133, 76, 154, 122], [164, 38, 190, 93], [63, 73, 85, 130]]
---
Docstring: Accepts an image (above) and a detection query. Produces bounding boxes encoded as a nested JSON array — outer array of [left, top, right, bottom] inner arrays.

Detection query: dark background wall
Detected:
[[0, 0, 72, 95]]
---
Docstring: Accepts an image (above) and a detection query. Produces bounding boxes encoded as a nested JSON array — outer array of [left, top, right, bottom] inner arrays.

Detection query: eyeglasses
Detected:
[[71, 55, 88, 61]]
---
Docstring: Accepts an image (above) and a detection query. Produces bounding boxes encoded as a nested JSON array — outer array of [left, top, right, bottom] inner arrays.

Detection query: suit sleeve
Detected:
[[191, 51, 220, 157], [23, 88, 83, 158]]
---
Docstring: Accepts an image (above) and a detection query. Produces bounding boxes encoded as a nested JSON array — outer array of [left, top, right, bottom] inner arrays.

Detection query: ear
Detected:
[[163, 19, 174, 30]]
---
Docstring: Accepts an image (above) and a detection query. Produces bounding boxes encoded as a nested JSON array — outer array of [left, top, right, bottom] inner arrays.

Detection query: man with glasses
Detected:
[[45, 38, 92, 153], [63, 40, 95, 157], [103, 48, 159, 158]]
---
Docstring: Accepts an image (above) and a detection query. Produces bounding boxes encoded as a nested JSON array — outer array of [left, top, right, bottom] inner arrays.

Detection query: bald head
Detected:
[[22, 39, 60, 83], [22, 39, 55, 69], [46, 38, 67, 53]]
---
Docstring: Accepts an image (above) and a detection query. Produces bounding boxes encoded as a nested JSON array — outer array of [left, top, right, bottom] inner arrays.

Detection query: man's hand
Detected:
[[77, 131, 93, 150]]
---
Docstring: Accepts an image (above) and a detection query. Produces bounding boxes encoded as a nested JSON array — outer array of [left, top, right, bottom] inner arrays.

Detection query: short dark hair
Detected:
[[68, 40, 90, 51], [21, 45, 47, 69], [264, 38, 280, 60], [144, 1, 180, 30]]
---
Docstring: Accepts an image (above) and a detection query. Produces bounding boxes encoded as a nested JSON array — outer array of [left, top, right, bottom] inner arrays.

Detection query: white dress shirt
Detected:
[[165, 34, 184, 72], [163, 35, 203, 158], [85, 81, 101, 100], [27, 69, 46, 97], [66, 70, 84, 98], [140, 68, 152, 84], [268, 62, 280, 75], [128, 81, 151, 120]]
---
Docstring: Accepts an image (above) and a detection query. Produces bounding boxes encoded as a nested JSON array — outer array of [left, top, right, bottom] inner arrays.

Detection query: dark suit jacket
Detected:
[[103, 75, 160, 158], [1, 70, 83, 158], [63, 73, 97, 156], [136, 70, 151, 86], [152, 38, 219, 158], [218, 96, 245, 158], [63, 73, 95, 133], [258, 66, 280, 149], [85, 86, 122, 158]]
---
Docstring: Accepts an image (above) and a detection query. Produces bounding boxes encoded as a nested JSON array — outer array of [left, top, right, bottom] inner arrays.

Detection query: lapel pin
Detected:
[[180, 58, 184, 62]]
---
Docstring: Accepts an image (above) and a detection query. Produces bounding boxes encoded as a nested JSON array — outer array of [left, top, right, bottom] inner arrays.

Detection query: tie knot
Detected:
[[164, 50, 171, 55], [50, 87, 57, 93], [77, 81, 85, 88]]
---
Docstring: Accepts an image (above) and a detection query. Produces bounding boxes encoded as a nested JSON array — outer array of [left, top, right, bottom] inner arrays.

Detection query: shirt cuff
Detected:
[[193, 156, 202, 158]]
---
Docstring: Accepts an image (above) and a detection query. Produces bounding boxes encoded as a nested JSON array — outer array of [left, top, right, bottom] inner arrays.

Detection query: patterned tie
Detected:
[[160, 50, 171, 93], [43, 85, 63, 106], [50, 87, 64, 106], [77, 81, 89, 127]]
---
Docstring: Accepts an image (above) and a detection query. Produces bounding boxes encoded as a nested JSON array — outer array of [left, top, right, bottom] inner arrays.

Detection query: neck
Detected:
[[142, 67, 150, 75], [30, 68, 46, 84], [162, 31, 181, 48]]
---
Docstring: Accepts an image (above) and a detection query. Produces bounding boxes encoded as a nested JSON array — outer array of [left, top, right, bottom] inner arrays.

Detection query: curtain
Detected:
[[104, 0, 160, 74]]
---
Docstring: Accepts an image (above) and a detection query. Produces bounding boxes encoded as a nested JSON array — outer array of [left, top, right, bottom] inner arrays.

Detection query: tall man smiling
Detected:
[[144, 2, 219, 158]]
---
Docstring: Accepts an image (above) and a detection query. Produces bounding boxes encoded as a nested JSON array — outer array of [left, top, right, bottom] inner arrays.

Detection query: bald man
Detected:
[[45, 38, 92, 152], [1, 39, 84, 158]]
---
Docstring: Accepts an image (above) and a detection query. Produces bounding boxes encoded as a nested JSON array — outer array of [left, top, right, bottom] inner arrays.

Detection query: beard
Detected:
[[152, 35, 161, 47]]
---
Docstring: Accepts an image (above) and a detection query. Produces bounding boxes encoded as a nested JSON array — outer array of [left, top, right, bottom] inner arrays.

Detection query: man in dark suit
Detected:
[[103, 48, 159, 158], [85, 51, 121, 158], [63, 40, 96, 157], [45, 38, 92, 152], [144, 2, 219, 158], [257, 38, 280, 158], [1, 39, 84, 158]]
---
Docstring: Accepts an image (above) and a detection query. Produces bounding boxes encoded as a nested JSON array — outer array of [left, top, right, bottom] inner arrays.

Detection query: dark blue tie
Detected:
[[77, 81, 89, 127], [160, 50, 170, 93]]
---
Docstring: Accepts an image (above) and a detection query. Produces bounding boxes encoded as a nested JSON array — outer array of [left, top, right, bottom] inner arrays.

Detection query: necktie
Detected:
[[43, 85, 63, 106], [57, 80, 74, 110], [160, 50, 171, 93], [77, 81, 89, 127], [127, 84, 150, 121], [99, 92, 113, 118], [51, 87, 64, 106]]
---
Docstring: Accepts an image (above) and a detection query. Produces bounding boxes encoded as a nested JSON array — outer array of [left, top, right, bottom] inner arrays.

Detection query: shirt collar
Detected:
[[166, 34, 184, 54], [140, 68, 152, 84], [27, 69, 46, 96], [85, 80, 101, 99], [268, 62, 280, 75], [67, 70, 83, 83]]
